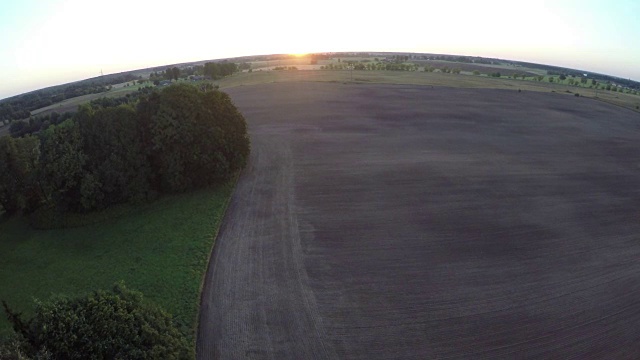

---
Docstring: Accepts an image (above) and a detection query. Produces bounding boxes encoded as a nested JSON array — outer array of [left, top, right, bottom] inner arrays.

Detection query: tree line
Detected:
[[0, 83, 250, 218], [8, 111, 75, 138], [8, 87, 155, 138], [203, 62, 238, 79], [320, 62, 421, 71], [0, 73, 143, 125], [147, 62, 240, 83]]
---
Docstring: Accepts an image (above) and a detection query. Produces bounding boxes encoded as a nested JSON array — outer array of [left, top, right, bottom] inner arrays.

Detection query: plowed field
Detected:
[[198, 82, 640, 359]]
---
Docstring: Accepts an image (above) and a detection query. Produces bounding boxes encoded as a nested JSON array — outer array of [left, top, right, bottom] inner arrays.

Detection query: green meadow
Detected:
[[0, 181, 234, 343]]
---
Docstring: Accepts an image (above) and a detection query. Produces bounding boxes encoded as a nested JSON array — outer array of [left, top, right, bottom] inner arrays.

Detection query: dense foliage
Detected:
[[8, 88, 156, 139], [0, 136, 41, 214], [0, 84, 249, 217], [9, 111, 74, 138], [2, 283, 192, 359], [203, 61, 238, 79], [138, 84, 249, 193]]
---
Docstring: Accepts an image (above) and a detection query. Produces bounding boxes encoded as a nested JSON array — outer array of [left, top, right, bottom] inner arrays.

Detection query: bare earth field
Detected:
[[197, 82, 640, 359], [217, 71, 640, 113]]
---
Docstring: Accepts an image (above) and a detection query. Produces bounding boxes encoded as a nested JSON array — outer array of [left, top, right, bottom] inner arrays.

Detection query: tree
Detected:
[[37, 120, 87, 211], [559, 74, 567, 81], [2, 283, 192, 359], [171, 67, 180, 81], [8, 121, 27, 137], [1, 83, 249, 219], [78, 104, 151, 210], [137, 84, 249, 192], [0, 136, 40, 214], [203, 62, 238, 79]]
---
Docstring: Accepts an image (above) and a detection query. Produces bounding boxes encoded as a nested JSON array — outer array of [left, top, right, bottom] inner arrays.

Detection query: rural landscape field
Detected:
[[2, 0, 640, 357], [195, 81, 640, 358], [1, 50, 640, 359]]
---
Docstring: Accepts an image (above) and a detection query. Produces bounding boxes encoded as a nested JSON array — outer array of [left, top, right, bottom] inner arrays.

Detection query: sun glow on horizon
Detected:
[[0, 0, 639, 99]]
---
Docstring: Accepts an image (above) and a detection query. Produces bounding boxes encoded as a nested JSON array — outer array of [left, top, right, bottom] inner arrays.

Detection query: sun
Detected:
[[289, 53, 308, 58]]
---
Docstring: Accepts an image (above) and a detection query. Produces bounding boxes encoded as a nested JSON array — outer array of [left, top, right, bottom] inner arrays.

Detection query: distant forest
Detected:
[[509, 60, 640, 89], [330, 52, 640, 89], [2, 52, 638, 127], [0, 73, 141, 123], [0, 61, 245, 125]]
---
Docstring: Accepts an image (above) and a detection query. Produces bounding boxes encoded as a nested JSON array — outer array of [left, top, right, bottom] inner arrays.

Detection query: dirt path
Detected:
[[196, 136, 336, 359], [198, 82, 640, 359]]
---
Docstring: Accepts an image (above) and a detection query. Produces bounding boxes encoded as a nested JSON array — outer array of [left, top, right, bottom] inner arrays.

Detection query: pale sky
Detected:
[[1, 0, 639, 100]]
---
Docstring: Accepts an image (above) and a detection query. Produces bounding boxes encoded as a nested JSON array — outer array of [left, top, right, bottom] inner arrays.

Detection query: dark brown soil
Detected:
[[197, 82, 640, 359]]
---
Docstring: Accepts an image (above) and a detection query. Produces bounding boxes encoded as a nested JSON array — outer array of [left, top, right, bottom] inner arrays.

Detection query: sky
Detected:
[[1, 0, 639, 99]]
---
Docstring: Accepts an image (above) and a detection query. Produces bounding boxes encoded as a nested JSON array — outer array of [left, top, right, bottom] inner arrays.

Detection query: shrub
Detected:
[[2, 283, 192, 359]]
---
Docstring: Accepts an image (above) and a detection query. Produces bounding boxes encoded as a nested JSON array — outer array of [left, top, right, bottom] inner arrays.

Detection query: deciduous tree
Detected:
[[2, 283, 192, 359]]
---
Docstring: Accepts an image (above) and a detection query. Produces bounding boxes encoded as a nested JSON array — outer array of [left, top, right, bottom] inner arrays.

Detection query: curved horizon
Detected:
[[1, 0, 639, 100]]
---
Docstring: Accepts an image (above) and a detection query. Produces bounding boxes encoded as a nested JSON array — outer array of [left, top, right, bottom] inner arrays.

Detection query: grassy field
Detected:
[[0, 181, 235, 343]]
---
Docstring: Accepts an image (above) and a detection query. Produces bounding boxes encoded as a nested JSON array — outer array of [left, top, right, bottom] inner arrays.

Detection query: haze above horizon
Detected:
[[1, 0, 638, 100]]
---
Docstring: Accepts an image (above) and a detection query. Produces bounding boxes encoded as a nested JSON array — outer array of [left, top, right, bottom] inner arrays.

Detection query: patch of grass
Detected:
[[0, 181, 235, 344]]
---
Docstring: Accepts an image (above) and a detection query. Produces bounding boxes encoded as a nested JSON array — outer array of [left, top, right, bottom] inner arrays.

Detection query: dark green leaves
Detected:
[[1, 83, 249, 218], [3, 283, 192, 359]]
